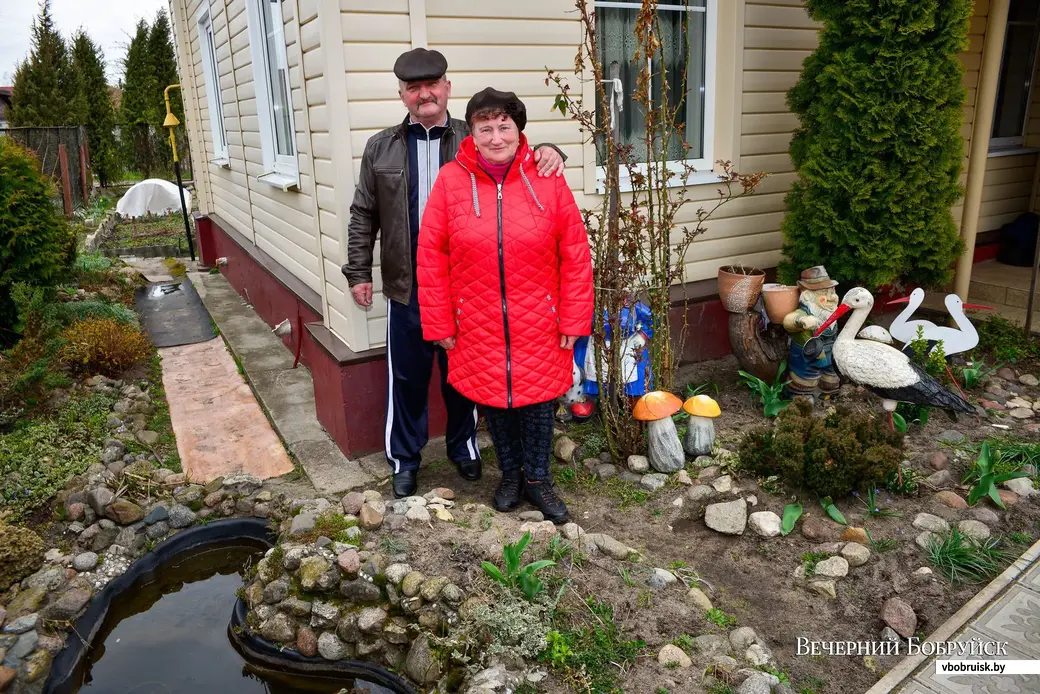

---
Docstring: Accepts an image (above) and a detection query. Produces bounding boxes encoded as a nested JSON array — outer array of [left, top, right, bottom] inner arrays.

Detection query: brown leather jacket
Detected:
[[342, 115, 467, 306]]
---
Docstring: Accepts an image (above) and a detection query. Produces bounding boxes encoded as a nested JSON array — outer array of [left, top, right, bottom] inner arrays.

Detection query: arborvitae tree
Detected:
[[120, 19, 156, 176], [147, 10, 184, 172], [778, 0, 972, 290], [10, 0, 78, 127], [71, 30, 119, 186]]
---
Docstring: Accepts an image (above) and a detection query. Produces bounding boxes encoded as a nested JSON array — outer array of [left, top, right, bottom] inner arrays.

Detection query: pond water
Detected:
[[69, 542, 395, 694]]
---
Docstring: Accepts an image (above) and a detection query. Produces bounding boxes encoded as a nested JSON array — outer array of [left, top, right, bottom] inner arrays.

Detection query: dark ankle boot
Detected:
[[493, 470, 524, 512], [392, 470, 417, 499], [524, 480, 569, 524]]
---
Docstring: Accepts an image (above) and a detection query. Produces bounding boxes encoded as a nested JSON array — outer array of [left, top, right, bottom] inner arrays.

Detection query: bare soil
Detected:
[[397, 354, 1040, 694]]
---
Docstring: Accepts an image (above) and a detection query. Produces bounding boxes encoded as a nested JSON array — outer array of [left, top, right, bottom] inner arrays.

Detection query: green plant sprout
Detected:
[[482, 531, 556, 600], [738, 359, 791, 418], [964, 442, 1030, 510]]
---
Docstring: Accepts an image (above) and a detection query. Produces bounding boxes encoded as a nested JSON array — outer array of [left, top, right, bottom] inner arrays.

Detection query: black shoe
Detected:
[[524, 480, 569, 524], [392, 470, 417, 499], [455, 459, 481, 482], [493, 470, 525, 512]]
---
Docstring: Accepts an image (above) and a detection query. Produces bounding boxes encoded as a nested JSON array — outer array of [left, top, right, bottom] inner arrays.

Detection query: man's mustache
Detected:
[[417, 96, 438, 105]]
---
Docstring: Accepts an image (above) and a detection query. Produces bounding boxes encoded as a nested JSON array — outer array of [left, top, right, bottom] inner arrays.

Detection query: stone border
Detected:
[[864, 536, 1040, 694], [101, 244, 183, 259], [83, 210, 119, 253]]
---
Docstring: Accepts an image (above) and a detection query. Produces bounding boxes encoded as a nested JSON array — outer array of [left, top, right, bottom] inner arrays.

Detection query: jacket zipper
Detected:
[[495, 180, 514, 408]]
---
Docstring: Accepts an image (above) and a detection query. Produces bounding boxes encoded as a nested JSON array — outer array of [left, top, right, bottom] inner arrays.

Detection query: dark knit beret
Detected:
[[465, 87, 527, 132]]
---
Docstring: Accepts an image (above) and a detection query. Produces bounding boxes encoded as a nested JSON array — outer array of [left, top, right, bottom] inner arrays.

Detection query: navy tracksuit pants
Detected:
[[385, 291, 480, 474]]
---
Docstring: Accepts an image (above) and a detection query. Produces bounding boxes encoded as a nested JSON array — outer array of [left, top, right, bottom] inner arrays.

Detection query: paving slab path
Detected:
[[868, 539, 1040, 694]]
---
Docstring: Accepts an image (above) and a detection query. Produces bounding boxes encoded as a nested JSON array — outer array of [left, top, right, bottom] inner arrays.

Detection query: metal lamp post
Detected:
[[163, 84, 196, 261]]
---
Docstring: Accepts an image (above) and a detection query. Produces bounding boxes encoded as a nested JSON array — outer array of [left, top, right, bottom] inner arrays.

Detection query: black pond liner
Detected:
[[43, 517, 416, 694]]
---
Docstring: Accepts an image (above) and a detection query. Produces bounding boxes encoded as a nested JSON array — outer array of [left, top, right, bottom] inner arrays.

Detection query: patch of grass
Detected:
[[667, 560, 688, 572], [479, 509, 495, 531], [556, 467, 578, 487], [927, 528, 1011, 584], [973, 314, 1040, 364], [379, 537, 409, 555], [707, 683, 735, 694], [801, 551, 831, 577], [545, 535, 572, 563], [618, 566, 637, 587], [540, 596, 645, 694], [0, 389, 118, 519], [705, 608, 736, 628], [866, 530, 898, 554], [601, 477, 650, 509], [1009, 531, 1033, 545], [673, 634, 695, 653]]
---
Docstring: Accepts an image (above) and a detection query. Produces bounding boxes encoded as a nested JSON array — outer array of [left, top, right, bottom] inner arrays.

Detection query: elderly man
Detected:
[[342, 48, 566, 498]]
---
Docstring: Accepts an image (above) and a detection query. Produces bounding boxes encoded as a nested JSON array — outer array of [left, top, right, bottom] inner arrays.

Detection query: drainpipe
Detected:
[[953, 0, 1011, 303]]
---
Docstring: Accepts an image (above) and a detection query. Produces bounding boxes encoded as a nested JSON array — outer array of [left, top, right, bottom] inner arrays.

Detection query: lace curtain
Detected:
[[595, 1, 707, 166]]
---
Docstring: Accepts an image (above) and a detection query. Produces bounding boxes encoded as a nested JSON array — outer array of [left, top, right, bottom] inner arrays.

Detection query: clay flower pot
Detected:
[[717, 265, 765, 313], [762, 283, 801, 324]]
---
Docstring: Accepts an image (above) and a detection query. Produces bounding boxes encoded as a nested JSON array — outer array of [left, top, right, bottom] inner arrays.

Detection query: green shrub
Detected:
[[0, 137, 77, 332], [778, 0, 972, 289], [738, 399, 903, 499], [0, 523, 46, 591], [58, 317, 151, 377]]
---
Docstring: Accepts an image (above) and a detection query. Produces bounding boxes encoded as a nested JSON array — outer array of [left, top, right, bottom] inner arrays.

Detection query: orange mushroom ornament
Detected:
[[682, 395, 721, 457], [633, 391, 685, 473]]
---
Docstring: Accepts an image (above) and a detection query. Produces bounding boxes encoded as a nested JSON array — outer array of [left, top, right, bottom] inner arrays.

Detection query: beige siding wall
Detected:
[[170, 0, 1040, 354], [173, 0, 327, 305]]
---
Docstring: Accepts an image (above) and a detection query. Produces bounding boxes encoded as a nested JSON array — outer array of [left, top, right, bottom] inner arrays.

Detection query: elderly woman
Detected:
[[417, 87, 593, 524]]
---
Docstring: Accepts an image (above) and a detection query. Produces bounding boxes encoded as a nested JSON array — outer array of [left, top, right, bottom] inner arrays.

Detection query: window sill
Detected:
[[595, 169, 725, 195], [257, 171, 299, 192], [210, 158, 230, 169], [988, 146, 1039, 159]]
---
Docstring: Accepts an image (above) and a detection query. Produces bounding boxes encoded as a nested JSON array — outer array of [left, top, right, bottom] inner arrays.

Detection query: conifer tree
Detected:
[[778, 0, 973, 290], [10, 0, 77, 127], [71, 30, 119, 186], [119, 19, 156, 176], [146, 10, 183, 172]]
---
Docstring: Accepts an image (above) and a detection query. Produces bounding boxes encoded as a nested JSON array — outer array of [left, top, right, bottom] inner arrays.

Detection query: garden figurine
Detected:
[[782, 266, 841, 401], [577, 301, 653, 398], [633, 391, 684, 473], [682, 394, 720, 457]]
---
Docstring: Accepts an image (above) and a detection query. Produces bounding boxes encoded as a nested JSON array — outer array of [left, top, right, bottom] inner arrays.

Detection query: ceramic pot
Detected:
[[717, 266, 765, 313], [762, 283, 801, 324]]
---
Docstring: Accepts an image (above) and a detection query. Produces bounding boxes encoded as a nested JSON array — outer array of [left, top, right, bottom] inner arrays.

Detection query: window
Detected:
[[197, 2, 229, 165], [594, 0, 717, 192], [992, 0, 1040, 150], [246, 0, 298, 189]]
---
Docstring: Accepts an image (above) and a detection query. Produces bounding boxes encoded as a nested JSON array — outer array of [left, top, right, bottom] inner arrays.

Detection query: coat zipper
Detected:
[[495, 181, 514, 408]]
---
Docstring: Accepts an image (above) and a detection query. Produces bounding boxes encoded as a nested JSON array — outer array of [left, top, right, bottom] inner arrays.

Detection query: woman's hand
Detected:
[[560, 335, 578, 349], [436, 337, 456, 350]]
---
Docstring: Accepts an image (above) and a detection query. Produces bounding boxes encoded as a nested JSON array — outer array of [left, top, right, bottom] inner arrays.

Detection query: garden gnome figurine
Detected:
[[781, 266, 841, 401]]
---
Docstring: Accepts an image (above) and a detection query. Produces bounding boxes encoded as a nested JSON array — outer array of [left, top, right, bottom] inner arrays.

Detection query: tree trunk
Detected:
[[728, 311, 788, 383]]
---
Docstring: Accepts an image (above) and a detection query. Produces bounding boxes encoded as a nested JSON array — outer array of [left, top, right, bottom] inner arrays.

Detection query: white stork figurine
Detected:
[[814, 288, 975, 427], [886, 288, 993, 356]]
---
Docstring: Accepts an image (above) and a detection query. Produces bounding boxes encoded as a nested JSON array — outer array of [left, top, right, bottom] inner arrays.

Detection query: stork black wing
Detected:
[[867, 360, 974, 414]]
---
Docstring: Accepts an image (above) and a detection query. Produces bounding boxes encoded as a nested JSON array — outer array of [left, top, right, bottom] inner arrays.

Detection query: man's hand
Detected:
[[533, 146, 566, 178], [350, 283, 373, 307], [436, 337, 456, 350], [560, 335, 578, 349]]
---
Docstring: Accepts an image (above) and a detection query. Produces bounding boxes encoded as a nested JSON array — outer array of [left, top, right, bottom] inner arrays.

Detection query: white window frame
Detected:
[[197, 2, 229, 167], [245, 0, 299, 190], [594, 0, 718, 194], [990, 0, 1040, 153]]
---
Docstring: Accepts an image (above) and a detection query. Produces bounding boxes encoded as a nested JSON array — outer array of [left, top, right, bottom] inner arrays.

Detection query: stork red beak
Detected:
[[962, 304, 994, 311], [886, 297, 911, 305], [813, 303, 850, 337]]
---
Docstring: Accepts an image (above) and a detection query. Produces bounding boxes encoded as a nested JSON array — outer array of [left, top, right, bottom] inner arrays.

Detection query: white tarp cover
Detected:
[[116, 179, 192, 218]]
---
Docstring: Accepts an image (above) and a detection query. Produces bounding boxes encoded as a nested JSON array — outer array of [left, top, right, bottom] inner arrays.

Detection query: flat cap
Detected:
[[465, 87, 527, 131], [393, 48, 448, 82]]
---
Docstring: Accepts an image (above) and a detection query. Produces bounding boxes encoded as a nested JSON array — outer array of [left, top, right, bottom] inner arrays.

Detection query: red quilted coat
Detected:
[[417, 134, 594, 408]]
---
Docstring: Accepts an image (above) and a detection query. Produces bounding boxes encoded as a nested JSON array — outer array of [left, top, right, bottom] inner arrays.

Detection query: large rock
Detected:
[[748, 511, 781, 538], [0, 524, 45, 591], [359, 504, 384, 530], [299, 557, 331, 591], [841, 543, 871, 568], [342, 492, 366, 515], [801, 517, 837, 541], [640, 473, 669, 491], [627, 455, 649, 473], [554, 436, 578, 462], [936, 491, 968, 510], [357, 607, 388, 633], [658, 644, 692, 668], [958, 520, 991, 541], [881, 598, 917, 638], [814, 557, 849, 578], [310, 600, 340, 629], [72, 552, 99, 572], [912, 513, 949, 534], [296, 627, 318, 657], [704, 500, 747, 535], [168, 504, 196, 528], [260, 612, 296, 643], [317, 632, 349, 660], [44, 587, 92, 621], [222, 472, 262, 496], [687, 485, 716, 503], [647, 419, 685, 473], [5, 586, 46, 620], [1005, 477, 1036, 498], [687, 587, 713, 612], [405, 637, 442, 684], [340, 578, 383, 603]]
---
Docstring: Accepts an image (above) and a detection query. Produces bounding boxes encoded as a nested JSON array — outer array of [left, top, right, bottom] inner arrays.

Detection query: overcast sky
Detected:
[[1, 0, 171, 86]]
